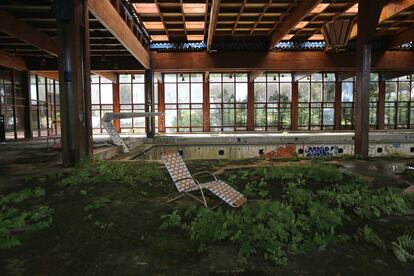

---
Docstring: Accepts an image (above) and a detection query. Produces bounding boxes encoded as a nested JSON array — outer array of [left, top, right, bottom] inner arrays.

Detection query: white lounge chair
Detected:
[[161, 150, 247, 208]]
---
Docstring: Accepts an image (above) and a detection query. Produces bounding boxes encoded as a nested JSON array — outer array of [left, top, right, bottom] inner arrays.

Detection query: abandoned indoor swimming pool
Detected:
[[2, 0, 414, 274]]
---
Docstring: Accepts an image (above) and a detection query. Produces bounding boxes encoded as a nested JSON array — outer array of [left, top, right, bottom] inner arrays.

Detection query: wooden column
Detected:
[[355, 45, 371, 157], [21, 71, 32, 139], [291, 81, 299, 131], [157, 79, 166, 133], [354, 0, 384, 158], [112, 74, 120, 132], [377, 74, 386, 130], [202, 75, 210, 132], [56, 0, 92, 166], [334, 74, 342, 130], [144, 69, 155, 138], [247, 80, 254, 131]]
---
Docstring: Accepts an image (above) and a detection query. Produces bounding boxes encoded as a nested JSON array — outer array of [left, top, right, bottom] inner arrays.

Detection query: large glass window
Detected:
[[298, 73, 335, 130], [164, 73, 203, 132], [340, 73, 379, 129], [119, 74, 145, 133], [254, 73, 292, 130], [385, 74, 413, 129], [91, 75, 113, 134], [30, 74, 60, 138], [210, 73, 248, 131], [0, 70, 26, 139]]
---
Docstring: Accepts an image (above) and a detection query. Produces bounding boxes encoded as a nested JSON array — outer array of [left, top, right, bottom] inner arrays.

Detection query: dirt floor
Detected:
[[0, 150, 414, 275]]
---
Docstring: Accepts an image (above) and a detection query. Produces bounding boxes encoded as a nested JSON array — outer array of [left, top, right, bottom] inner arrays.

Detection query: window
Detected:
[[385, 74, 413, 129], [119, 74, 145, 133], [30, 74, 60, 137], [91, 75, 113, 134], [0, 70, 26, 139], [210, 73, 248, 131], [340, 73, 379, 129], [254, 73, 292, 130], [164, 73, 203, 132], [298, 73, 335, 130]]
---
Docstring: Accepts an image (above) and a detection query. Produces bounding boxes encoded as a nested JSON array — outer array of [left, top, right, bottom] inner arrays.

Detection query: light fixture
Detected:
[[132, 74, 136, 80], [182, 3, 206, 14], [321, 19, 353, 52], [273, 75, 277, 81], [311, 3, 329, 14], [229, 74, 233, 79], [306, 76, 310, 80], [324, 73, 327, 79], [281, 74, 285, 78]]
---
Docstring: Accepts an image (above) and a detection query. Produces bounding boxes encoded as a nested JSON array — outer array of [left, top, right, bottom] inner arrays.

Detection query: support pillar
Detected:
[[377, 75, 386, 130], [291, 81, 298, 131], [354, 45, 371, 158], [144, 69, 155, 138], [157, 79, 165, 133], [247, 80, 254, 131], [334, 74, 342, 130], [112, 74, 120, 133], [56, 0, 92, 166], [354, 0, 384, 158], [21, 71, 32, 139], [202, 75, 210, 132]]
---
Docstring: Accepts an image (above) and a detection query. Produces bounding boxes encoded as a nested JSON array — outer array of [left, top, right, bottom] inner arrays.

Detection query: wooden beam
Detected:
[[151, 51, 414, 72], [381, 71, 413, 80], [207, 0, 221, 51], [93, 71, 117, 83], [249, 70, 264, 82], [268, 0, 321, 50], [88, 0, 150, 69], [0, 50, 27, 71], [0, 10, 58, 56], [337, 72, 356, 81], [349, 0, 414, 40], [386, 27, 414, 49], [31, 71, 59, 81], [293, 72, 315, 82], [354, 0, 384, 158]]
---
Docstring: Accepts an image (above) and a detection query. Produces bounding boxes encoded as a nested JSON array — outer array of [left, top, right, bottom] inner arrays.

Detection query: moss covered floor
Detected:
[[1, 158, 414, 275]]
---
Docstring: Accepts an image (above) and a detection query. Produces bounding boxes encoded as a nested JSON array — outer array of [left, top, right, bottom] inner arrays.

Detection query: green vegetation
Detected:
[[1, 159, 414, 275], [160, 163, 414, 265], [0, 187, 53, 249], [391, 234, 414, 263]]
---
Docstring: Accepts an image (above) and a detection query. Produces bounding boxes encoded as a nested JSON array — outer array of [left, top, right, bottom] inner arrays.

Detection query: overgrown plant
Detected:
[[0, 187, 53, 250], [391, 234, 414, 263]]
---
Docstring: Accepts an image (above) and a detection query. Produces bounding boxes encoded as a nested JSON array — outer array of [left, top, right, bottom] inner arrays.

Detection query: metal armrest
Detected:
[[192, 171, 218, 182], [174, 177, 194, 183]]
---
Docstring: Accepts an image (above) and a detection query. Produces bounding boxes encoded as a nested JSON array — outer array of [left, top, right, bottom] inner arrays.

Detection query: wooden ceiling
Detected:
[[0, 0, 412, 67], [133, 0, 414, 44]]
